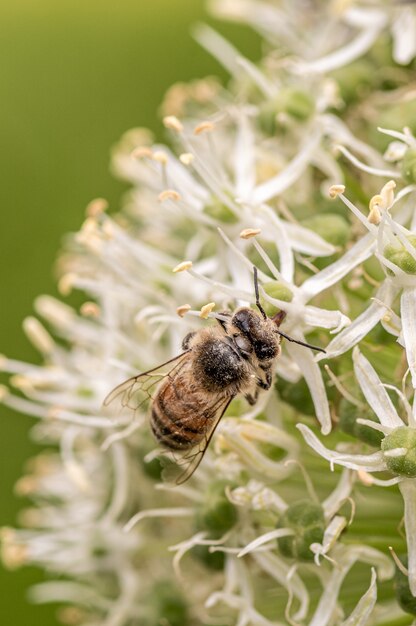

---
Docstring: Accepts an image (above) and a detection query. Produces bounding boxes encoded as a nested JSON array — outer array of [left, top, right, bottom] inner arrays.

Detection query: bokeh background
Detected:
[[0, 1, 259, 623]]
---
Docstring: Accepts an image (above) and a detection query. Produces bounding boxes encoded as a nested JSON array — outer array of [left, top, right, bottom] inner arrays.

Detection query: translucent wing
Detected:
[[103, 351, 191, 417], [166, 394, 234, 485]]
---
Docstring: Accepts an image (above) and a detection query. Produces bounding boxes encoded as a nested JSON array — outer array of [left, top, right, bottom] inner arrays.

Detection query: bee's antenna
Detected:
[[275, 329, 326, 354], [253, 267, 267, 320]]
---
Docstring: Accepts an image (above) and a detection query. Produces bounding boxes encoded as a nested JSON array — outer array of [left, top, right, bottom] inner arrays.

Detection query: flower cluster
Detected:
[[3, 1, 416, 625]]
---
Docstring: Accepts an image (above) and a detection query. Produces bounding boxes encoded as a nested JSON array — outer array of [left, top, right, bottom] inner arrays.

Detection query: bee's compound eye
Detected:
[[234, 335, 252, 354]]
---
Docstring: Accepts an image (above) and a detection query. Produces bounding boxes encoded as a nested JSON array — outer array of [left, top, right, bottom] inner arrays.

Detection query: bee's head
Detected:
[[230, 308, 279, 361]]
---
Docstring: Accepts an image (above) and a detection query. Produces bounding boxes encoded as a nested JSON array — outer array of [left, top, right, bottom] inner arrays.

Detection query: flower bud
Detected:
[[196, 481, 237, 536], [145, 581, 189, 626], [382, 427, 416, 477], [301, 213, 350, 247], [384, 236, 416, 275], [277, 500, 325, 561], [395, 554, 416, 616], [339, 398, 383, 447], [401, 147, 416, 184], [192, 544, 225, 570], [258, 88, 315, 135], [260, 281, 293, 317]]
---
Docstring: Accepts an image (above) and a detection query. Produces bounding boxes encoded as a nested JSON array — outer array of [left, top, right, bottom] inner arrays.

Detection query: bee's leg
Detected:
[[257, 368, 272, 391], [215, 310, 232, 331], [245, 390, 259, 406], [182, 331, 197, 350]]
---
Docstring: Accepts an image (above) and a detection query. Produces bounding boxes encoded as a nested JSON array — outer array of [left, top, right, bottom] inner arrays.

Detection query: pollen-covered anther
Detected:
[[239, 228, 261, 239], [0, 384, 9, 402], [158, 189, 181, 202], [14, 475, 38, 496], [58, 273, 76, 296], [368, 195, 382, 225], [328, 184, 346, 198], [176, 304, 191, 317], [46, 406, 63, 420], [380, 179, 396, 209], [357, 470, 374, 486], [23, 317, 54, 354], [80, 301, 101, 318], [131, 146, 153, 159], [10, 375, 32, 392], [199, 302, 216, 319], [163, 115, 183, 133], [179, 152, 194, 165], [85, 197, 108, 218], [0, 528, 29, 570], [172, 261, 192, 273], [194, 121, 215, 135], [152, 151, 168, 165]]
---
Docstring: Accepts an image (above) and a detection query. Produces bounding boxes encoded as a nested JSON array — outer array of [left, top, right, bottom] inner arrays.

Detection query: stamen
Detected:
[[163, 115, 183, 133], [324, 365, 365, 408], [158, 189, 181, 202], [172, 260, 193, 273], [239, 228, 261, 239], [176, 304, 191, 317], [199, 302, 216, 319], [389, 546, 409, 576], [194, 121, 215, 135]]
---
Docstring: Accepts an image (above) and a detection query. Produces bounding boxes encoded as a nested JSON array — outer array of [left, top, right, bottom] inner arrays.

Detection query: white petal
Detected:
[[286, 343, 331, 434], [192, 23, 244, 78], [252, 129, 322, 205], [353, 348, 403, 429], [399, 479, 416, 596], [301, 233, 375, 301], [392, 8, 416, 65], [297, 424, 387, 472], [303, 306, 350, 332], [233, 114, 256, 200], [283, 220, 335, 257], [318, 281, 397, 360], [293, 24, 382, 75], [323, 470, 354, 520], [401, 288, 416, 388]]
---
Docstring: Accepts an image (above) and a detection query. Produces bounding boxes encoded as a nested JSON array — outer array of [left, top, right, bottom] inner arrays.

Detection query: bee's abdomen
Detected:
[[150, 382, 210, 450]]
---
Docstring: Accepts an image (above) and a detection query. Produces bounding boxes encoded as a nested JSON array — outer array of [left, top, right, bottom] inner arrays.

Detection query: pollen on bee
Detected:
[[179, 152, 194, 165], [240, 228, 261, 239], [194, 121, 215, 135], [199, 302, 216, 318], [172, 261, 193, 273], [163, 115, 183, 133], [328, 184, 345, 198], [158, 189, 181, 202], [176, 304, 191, 317]]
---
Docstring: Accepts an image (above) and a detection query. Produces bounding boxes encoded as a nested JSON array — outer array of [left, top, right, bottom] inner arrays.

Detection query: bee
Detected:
[[104, 268, 325, 483]]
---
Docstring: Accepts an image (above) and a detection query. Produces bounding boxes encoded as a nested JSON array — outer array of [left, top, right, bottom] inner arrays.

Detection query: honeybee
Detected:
[[104, 268, 325, 483]]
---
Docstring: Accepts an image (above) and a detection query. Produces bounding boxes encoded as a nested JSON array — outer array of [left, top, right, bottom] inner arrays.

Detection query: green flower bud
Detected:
[[339, 398, 383, 447], [282, 88, 315, 121], [260, 281, 293, 317], [277, 500, 325, 561], [204, 199, 238, 224], [401, 148, 416, 184], [301, 213, 350, 247], [275, 376, 317, 417], [384, 236, 416, 275], [192, 544, 225, 571], [331, 60, 375, 104], [395, 554, 416, 616], [196, 481, 238, 536], [145, 581, 189, 626], [382, 426, 416, 477], [258, 88, 315, 135]]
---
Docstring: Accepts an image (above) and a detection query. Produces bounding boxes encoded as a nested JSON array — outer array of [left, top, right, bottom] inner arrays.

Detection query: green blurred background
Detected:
[[0, 1, 258, 623]]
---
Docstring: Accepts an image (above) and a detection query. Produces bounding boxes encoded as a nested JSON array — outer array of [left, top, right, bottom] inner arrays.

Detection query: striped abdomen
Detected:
[[150, 375, 221, 450]]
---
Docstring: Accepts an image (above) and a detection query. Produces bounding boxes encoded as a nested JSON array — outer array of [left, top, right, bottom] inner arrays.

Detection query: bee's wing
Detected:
[[103, 351, 191, 415], [167, 394, 235, 485]]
